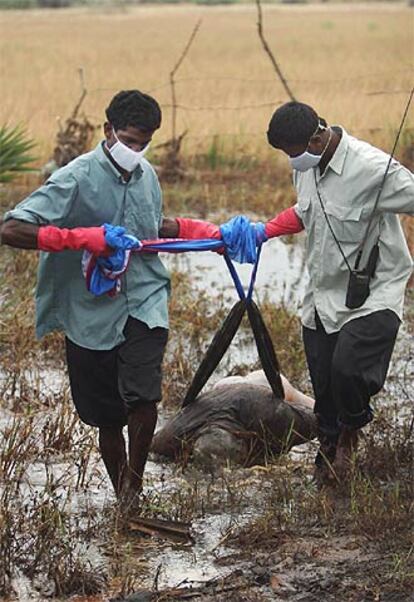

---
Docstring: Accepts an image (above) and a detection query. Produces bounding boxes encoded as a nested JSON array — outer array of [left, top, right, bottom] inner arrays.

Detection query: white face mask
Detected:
[[289, 126, 332, 172], [107, 129, 150, 172]]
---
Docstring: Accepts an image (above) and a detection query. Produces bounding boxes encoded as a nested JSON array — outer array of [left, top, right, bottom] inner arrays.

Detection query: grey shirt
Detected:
[[4, 143, 171, 349], [294, 127, 414, 334]]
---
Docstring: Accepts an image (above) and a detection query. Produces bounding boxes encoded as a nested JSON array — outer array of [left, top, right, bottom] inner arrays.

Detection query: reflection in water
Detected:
[[164, 236, 308, 309], [164, 236, 308, 381]]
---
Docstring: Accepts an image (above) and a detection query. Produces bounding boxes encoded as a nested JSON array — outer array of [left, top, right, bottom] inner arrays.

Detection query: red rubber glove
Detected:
[[176, 217, 221, 240], [264, 207, 304, 239], [37, 225, 109, 254]]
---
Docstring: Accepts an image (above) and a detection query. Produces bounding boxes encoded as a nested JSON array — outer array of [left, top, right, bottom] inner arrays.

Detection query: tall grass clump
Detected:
[[0, 486, 107, 598]]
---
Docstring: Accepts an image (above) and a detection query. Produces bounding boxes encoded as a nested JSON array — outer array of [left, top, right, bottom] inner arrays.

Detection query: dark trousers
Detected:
[[302, 309, 400, 443], [65, 318, 168, 428]]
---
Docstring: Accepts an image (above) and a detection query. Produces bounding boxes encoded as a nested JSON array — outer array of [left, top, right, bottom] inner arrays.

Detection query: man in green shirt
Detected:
[[1, 90, 187, 512]]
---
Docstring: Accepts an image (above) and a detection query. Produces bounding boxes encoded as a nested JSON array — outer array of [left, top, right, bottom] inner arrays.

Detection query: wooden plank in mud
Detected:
[[127, 516, 193, 543]]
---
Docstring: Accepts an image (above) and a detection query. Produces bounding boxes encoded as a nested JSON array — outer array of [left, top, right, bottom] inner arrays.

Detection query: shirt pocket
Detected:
[[324, 203, 364, 243], [125, 192, 160, 239], [295, 196, 312, 225]]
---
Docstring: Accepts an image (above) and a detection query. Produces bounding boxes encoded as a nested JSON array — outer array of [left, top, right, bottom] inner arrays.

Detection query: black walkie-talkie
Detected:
[[345, 244, 379, 309]]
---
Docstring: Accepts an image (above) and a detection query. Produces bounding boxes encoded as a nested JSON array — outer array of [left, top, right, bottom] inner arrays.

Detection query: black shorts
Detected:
[[65, 317, 168, 428]]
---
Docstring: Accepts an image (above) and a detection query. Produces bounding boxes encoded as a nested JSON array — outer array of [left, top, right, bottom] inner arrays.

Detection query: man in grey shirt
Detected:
[[264, 101, 413, 485], [0, 90, 188, 513]]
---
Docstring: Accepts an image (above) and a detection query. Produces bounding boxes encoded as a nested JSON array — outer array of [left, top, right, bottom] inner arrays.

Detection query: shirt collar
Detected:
[[94, 141, 143, 182], [325, 126, 348, 176]]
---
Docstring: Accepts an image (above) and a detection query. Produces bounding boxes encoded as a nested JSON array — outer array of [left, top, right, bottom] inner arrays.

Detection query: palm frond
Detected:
[[0, 124, 37, 183]]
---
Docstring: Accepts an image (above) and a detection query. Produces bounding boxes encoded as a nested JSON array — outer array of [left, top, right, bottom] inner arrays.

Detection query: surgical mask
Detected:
[[289, 126, 332, 172], [107, 129, 150, 172]]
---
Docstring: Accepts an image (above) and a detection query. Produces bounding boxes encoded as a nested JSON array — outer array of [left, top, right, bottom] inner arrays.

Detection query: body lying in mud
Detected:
[[152, 371, 316, 467]]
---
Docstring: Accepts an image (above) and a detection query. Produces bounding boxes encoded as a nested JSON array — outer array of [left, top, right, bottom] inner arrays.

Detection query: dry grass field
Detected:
[[0, 5, 414, 600], [0, 2, 413, 162]]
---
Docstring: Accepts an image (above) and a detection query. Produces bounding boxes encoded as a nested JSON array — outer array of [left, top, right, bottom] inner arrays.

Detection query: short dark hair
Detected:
[[105, 90, 162, 132], [267, 101, 323, 148]]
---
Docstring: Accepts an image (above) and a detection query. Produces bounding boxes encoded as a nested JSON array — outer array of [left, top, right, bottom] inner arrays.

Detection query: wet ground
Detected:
[[163, 235, 308, 308], [1, 238, 413, 602]]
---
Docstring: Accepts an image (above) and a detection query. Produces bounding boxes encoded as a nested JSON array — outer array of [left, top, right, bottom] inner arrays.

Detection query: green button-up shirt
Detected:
[[294, 127, 414, 334], [4, 142, 170, 349]]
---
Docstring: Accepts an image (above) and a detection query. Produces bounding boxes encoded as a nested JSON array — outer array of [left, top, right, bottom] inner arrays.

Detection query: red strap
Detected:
[[265, 207, 304, 239]]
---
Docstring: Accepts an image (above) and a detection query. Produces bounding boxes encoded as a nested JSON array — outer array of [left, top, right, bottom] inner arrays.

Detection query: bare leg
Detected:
[[121, 401, 158, 508], [98, 426, 127, 497]]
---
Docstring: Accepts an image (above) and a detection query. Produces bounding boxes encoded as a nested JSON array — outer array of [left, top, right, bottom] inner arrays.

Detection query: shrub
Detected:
[[0, 125, 36, 183], [0, 0, 37, 8], [37, 0, 72, 6]]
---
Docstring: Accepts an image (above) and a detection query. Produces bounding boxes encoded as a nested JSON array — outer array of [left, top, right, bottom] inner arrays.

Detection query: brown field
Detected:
[[0, 5, 414, 600], [0, 2, 413, 162]]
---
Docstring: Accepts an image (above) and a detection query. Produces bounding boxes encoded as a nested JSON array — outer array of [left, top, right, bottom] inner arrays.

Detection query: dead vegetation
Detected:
[[2, 5, 412, 160], [0, 252, 412, 600], [0, 156, 413, 600], [41, 70, 99, 179]]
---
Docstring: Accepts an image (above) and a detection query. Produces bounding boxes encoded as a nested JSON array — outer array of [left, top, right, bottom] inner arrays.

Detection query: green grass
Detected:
[[0, 125, 37, 183]]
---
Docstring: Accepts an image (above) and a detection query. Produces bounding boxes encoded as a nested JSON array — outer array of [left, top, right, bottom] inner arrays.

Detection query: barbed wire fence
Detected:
[[86, 69, 414, 134], [47, 66, 414, 141], [45, 2, 414, 174], [155, 18, 202, 180]]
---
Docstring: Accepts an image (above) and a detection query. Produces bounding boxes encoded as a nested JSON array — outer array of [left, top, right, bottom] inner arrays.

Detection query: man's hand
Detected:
[[253, 222, 268, 244], [174, 217, 221, 240], [219, 215, 259, 264]]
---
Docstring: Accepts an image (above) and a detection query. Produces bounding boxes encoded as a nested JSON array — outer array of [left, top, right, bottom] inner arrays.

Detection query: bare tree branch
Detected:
[[255, 0, 296, 102], [72, 67, 87, 119], [170, 19, 202, 143]]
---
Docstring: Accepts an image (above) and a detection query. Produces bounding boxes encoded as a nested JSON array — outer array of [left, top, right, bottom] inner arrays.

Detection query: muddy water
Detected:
[[137, 238, 308, 587], [164, 235, 308, 308], [2, 236, 413, 599], [1, 237, 309, 598], [163, 236, 308, 373]]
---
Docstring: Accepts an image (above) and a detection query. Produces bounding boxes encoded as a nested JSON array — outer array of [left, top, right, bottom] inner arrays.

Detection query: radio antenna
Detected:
[[355, 85, 414, 270]]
